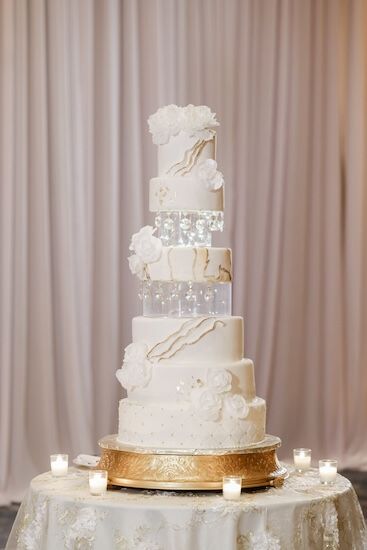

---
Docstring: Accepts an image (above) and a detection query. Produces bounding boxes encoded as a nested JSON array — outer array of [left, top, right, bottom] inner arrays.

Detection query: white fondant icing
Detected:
[[149, 176, 224, 212], [127, 359, 256, 405], [144, 247, 231, 282], [158, 132, 216, 176], [114, 105, 268, 457], [117, 397, 266, 449], [132, 316, 243, 363]]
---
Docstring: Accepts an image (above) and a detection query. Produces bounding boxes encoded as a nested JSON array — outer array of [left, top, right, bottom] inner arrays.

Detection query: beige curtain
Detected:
[[1, 0, 366, 503]]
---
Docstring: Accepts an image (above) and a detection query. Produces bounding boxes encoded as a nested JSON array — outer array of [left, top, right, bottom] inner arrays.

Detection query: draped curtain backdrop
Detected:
[[1, 0, 366, 503]]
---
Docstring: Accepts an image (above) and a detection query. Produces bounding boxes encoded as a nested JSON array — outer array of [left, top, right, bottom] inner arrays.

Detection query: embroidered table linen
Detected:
[[6, 466, 367, 549]]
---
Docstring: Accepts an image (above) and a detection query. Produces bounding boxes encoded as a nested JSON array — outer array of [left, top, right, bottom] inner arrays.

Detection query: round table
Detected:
[[6, 466, 367, 549]]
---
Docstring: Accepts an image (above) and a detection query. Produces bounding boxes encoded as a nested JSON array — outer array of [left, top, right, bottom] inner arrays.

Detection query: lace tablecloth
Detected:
[[5, 466, 367, 549]]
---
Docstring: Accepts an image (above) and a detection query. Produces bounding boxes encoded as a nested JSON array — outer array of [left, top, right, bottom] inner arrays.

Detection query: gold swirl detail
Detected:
[[147, 317, 226, 362]]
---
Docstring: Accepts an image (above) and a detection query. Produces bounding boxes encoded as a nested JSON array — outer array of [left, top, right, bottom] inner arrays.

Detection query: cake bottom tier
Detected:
[[117, 397, 266, 450]]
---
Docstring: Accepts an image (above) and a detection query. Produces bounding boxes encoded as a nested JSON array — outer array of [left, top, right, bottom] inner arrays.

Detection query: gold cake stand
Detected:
[[97, 434, 287, 490]]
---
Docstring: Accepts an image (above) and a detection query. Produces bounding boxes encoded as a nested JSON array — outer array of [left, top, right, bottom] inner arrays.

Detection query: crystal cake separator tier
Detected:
[[155, 210, 224, 247], [100, 104, 286, 488], [141, 281, 231, 317]]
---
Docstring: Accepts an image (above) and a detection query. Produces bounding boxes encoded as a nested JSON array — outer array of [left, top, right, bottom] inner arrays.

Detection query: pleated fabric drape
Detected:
[[0, 0, 366, 503]]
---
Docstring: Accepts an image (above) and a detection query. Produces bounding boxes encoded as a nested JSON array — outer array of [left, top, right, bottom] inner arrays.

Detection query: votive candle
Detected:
[[222, 476, 242, 500], [89, 470, 108, 495], [293, 448, 311, 472], [319, 460, 337, 484], [50, 454, 68, 477]]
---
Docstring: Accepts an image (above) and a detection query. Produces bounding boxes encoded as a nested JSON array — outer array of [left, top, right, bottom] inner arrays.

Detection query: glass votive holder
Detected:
[[222, 476, 242, 500], [89, 470, 108, 495], [50, 454, 68, 477], [319, 460, 337, 485], [293, 448, 311, 472]]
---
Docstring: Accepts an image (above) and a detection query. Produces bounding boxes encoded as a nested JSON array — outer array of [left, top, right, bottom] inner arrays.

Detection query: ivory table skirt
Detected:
[[5, 466, 367, 549]]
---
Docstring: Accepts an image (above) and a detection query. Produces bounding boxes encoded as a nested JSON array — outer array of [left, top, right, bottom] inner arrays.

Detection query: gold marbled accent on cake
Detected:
[[167, 248, 174, 280], [165, 139, 200, 175], [193, 248, 210, 281], [158, 320, 226, 361], [144, 247, 231, 283], [165, 131, 215, 177], [147, 319, 196, 359], [175, 140, 207, 176], [218, 265, 232, 282], [192, 248, 197, 279], [203, 248, 232, 282]]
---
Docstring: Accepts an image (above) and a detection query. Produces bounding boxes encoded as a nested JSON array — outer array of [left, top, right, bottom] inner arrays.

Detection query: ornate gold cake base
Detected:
[[97, 435, 287, 490]]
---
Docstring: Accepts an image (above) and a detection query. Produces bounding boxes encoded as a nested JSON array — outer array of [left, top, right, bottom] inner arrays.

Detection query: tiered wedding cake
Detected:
[[98, 105, 286, 489]]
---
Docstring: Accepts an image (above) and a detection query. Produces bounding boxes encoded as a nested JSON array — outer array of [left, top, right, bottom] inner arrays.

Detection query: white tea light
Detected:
[[89, 470, 108, 495], [319, 460, 337, 484], [293, 448, 311, 472], [50, 454, 68, 477], [222, 476, 242, 500]]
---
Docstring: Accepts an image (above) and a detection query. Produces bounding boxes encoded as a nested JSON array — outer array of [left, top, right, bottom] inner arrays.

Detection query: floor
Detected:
[[0, 503, 20, 550], [342, 469, 367, 517], [1, 471, 366, 549]]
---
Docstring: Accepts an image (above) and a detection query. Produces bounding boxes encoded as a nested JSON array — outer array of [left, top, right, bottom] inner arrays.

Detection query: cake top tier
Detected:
[[127, 105, 230, 317], [147, 105, 224, 214]]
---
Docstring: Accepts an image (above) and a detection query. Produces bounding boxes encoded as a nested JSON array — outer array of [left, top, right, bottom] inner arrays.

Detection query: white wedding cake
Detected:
[[115, 104, 267, 452]]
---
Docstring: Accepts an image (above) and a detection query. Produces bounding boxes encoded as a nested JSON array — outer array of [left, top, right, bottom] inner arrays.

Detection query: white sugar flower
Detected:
[[223, 393, 249, 419], [206, 368, 232, 394], [129, 226, 162, 264], [123, 342, 148, 363], [195, 159, 224, 191], [148, 104, 182, 145], [116, 342, 152, 391], [182, 104, 219, 141], [147, 104, 219, 144], [190, 386, 222, 421], [116, 360, 152, 392], [116, 363, 133, 391], [128, 254, 145, 279]]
